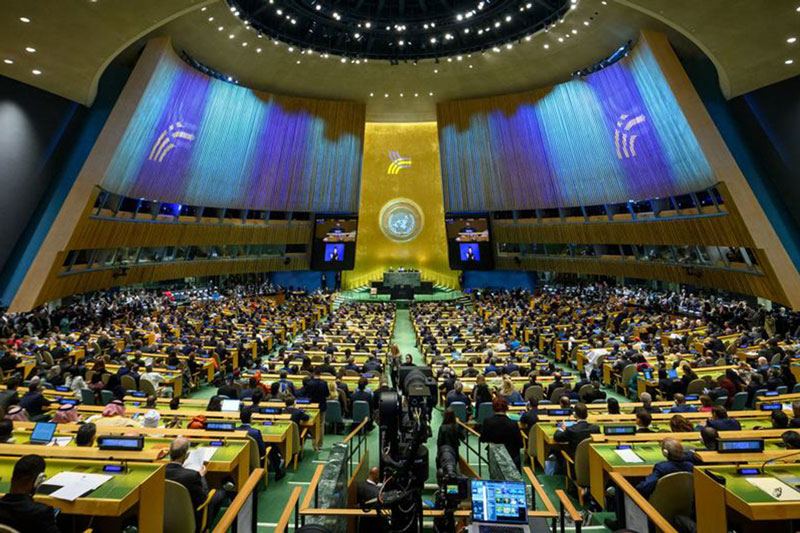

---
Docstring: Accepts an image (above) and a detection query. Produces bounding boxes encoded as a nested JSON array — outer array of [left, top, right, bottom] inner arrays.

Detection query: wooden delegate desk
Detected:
[[531, 411, 781, 471], [588, 438, 791, 507], [7, 424, 252, 489], [0, 457, 164, 533], [71, 404, 296, 460], [695, 464, 800, 533]]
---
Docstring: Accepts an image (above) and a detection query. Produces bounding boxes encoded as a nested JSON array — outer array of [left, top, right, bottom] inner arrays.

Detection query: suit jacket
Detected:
[[239, 424, 267, 457], [0, 493, 60, 533], [480, 414, 523, 460], [357, 480, 381, 504], [554, 420, 600, 457], [707, 418, 742, 431], [635, 460, 694, 498], [166, 462, 208, 511]]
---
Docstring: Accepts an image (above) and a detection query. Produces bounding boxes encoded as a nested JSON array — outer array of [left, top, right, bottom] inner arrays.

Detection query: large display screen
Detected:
[[311, 216, 358, 270], [446, 214, 493, 270]]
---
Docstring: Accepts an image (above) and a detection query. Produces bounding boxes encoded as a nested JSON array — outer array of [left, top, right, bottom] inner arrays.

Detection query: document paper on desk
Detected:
[[747, 477, 800, 501], [183, 446, 218, 472], [46, 472, 112, 501], [614, 449, 644, 463]]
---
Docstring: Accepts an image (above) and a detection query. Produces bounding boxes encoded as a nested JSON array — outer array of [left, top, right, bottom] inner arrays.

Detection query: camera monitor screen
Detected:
[[470, 480, 528, 524], [311, 216, 358, 270], [446, 215, 494, 270]]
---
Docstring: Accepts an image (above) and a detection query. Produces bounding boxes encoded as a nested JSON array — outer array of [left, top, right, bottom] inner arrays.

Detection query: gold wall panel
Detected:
[[344, 122, 456, 288]]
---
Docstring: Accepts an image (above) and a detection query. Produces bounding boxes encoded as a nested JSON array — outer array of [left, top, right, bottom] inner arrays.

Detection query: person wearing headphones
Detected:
[[636, 438, 694, 498], [0, 454, 60, 532]]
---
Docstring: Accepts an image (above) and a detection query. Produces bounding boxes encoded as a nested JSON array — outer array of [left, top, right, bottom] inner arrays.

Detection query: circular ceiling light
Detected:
[[226, 0, 569, 61]]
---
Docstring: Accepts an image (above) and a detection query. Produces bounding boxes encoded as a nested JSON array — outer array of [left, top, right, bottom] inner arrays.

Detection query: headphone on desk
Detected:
[[33, 472, 47, 492]]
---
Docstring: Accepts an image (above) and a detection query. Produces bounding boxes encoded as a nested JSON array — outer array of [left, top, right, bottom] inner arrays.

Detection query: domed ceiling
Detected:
[[0, 0, 798, 121]]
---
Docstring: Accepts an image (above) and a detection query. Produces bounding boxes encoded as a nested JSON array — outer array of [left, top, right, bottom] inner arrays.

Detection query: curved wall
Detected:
[[437, 36, 715, 212], [101, 42, 365, 213]]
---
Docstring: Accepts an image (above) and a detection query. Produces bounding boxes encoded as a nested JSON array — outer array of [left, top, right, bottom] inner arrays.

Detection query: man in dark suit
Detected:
[[553, 403, 600, 458], [0, 454, 60, 533], [165, 437, 226, 527], [631, 392, 662, 414], [546, 373, 566, 399], [670, 393, 696, 413], [479, 396, 523, 470], [238, 407, 284, 480], [284, 397, 311, 426], [635, 409, 655, 433], [303, 370, 329, 449], [216, 375, 239, 399], [635, 438, 694, 497], [357, 467, 382, 528], [271, 371, 296, 398], [0, 377, 20, 412], [315, 356, 336, 376], [706, 406, 742, 431]]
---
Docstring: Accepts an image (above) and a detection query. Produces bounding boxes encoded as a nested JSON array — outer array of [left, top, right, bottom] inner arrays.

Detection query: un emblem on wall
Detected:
[[379, 199, 424, 242]]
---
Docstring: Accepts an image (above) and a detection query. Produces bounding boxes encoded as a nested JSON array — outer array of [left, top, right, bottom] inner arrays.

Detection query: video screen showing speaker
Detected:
[[445, 214, 494, 270], [311, 215, 357, 270]]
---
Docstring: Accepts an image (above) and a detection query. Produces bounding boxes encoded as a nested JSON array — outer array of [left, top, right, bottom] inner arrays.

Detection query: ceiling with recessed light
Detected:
[[0, 0, 797, 121]]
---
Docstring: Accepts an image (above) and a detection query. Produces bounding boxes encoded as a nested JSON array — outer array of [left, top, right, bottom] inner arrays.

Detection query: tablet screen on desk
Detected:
[[30, 422, 56, 444], [718, 439, 764, 453]]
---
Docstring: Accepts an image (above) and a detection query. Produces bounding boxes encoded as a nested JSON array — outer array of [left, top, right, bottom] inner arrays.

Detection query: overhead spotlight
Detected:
[[505, 15, 511, 21], [457, 55, 463, 61], [457, 14, 463, 21], [786, 59, 795, 64], [494, 21, 500, 27], [288, 46, 294, 51], [506, 43, 513, 49], [369, 92, 374, 97], [3, 59, 13, 64], [208, 17, 214, 21], [25, 47, 36, 53], [584, 20, 590, 26], [429, 91, 433, 96], [572, 29, 577, 34], [384, 93, 389, 97], [218, 26, 223, 31], [201, 6, 207, 11], [543, 43, 549, 49], [414, 92, 419, 97], [788, 37, 798, 43], [430, 37, 437, 43], [340, 57, 347, 62], [19, 17, 31, 23], [524, 35, 531, 41], [434, 68, 438, 73], [365, 21, 372, 28], [257, 48, 262, 52]]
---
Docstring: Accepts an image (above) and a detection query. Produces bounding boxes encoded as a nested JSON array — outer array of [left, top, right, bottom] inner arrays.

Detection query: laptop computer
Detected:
[[468, 479, 530, 533], [30, 422, 57, 445]]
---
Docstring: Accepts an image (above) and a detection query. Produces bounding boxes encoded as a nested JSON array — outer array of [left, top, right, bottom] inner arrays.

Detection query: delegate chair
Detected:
[[326, 400, 344, 434], [730, 391, 748, 411], [100, 389, 114, 406], [616, 365, 636, 396], [121, 374, 138, 392], [163, 480, 217, 533], [476, 402, 494, 425], [450, 402, 467, 423], [352, 400, 371, 425], [561, 438, 592, 507], [713, 395, 728, 407], [524, 385, 545, 403], [549, 387, 567, 404], [686, 379, 706, 396], [648, 472, 694, 524], [80, 388, 96, 406]]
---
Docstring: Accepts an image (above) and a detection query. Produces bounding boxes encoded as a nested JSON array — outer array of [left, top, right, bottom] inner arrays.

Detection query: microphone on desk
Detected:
[[760, 450, 800, 475]]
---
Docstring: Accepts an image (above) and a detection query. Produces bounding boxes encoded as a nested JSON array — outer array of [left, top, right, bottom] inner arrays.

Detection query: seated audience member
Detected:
[[635, 409, 655, 433], [165, 437, 226, 525], [75, 423, 97, 447], [519, 398, 539, 430], [351, 377, 374, 410], [238, 406, 284, 479], [141, 365, 169, 396], [142, 410, 161, 428], [0, 420, 13, 443], [0, 377, 21, 411], [698, 395, 713, 412], [699, 426, 719, 451], [206, 396, 223, 412], [583, 381, 607, 403], [546, 373, 565, 398], [781, 430, 800, 449], [240, 378, 260, 399], [461, 361, 479, 378], [606, 398, 621, 415], [271, 371, 296, 398], [789, 401, 800, 428], [356, 467, 382, 529], [52, 403, 79, 424], [479, 396, 523, 471], [635, 438, 694, 498], [92, 400, 137, 427], [771, 410, 790, 429], [500, 377, 523, 403], [284, 397, 310, 426], [706, 405, 742, 431], [633, 392, 661, 414], [669, 414, 694, 432], [19, 383, 50, 420], [472, 374, 493, 406], [483, 358, 501, 375], [217, 375, 239, 399], [445, 381, 471, 409], [670, 393, 696, 413], [554, 403, 600, 459], [5, 406, 28, 422], [0, 454, 60, 533]]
